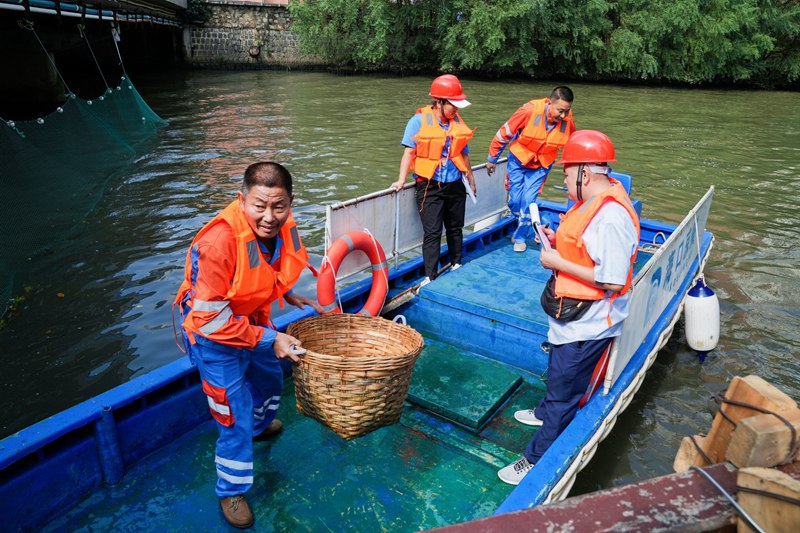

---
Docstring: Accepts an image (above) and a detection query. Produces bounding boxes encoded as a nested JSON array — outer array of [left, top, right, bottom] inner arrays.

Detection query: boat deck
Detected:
[[44, 241, 653, 531]]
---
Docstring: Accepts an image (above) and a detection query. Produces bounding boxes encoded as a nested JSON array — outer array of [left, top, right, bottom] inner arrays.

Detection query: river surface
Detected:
[[1, 71, 799, 496]]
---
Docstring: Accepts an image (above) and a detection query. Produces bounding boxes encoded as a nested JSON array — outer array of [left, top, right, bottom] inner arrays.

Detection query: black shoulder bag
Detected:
[[540, 275, 595, 322]]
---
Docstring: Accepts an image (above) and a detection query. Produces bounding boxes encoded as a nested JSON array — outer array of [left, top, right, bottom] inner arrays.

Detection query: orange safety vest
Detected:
[[554, 179, 640, 302], [411, 105, 475, 180], [509, 98, 574, 168], [174, 199, 310, 334]]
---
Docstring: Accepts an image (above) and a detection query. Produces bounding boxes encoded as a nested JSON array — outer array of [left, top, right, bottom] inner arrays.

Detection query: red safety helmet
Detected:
[[555, 130, 616, 165], [429, 74, 468, 101]]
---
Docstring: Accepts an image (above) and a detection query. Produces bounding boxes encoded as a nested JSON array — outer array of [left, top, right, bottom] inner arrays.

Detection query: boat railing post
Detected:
[[393, 190, 400, 270], [94, 406, 124, 484]]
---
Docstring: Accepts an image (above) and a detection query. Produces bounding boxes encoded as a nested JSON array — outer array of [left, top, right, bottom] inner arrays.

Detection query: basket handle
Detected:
[[289, 344, 307, 356], [392, 315, 407, 326]]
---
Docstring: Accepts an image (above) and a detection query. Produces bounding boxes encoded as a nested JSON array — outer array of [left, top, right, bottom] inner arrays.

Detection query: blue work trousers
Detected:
[[190, 339, 284, 498], [506, 153, 553, 244], [524, 337, 612, 463]]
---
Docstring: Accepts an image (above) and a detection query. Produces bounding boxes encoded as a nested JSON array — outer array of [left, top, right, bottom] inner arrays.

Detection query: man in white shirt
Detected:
[[498, 130, 640, 485]]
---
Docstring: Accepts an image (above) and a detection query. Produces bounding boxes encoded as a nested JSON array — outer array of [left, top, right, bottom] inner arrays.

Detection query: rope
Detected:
[[689, 466, 766, 533], [693, 216, 704, 282], [689, 434, 714, 466], [711, 390, 739, 427], [712, 391, 800, 466], [737, 485, 800, 506], [78, 23, 110, 92], [320, 254, 343, 313], [638, 231, 667, 253], [171, 303, 187, 354], [18, 19, 74, 97], [111, 22, 126, 73], [321, 212, 340, 312], [362, 227, 389, 293], [418, 179, 431, 213]]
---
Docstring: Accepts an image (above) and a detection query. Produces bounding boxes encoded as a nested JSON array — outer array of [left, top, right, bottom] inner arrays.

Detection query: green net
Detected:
[[0, 76, 167, 314]]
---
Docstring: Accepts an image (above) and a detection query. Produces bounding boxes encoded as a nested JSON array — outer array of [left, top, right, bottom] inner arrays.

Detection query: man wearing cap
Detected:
[[390, 74, 477, 283], [486, 86, 575, 252], [498, 130, 640, 485]]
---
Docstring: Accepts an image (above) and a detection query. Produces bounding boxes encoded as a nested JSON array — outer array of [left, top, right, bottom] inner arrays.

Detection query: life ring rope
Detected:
[[318, 253, 344, 315], [317, 229, 389, 316], [362, 228, 390, 291]]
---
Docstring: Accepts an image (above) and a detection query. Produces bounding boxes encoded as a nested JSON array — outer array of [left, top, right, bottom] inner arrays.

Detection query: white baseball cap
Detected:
[[447, 98, 471, 109]]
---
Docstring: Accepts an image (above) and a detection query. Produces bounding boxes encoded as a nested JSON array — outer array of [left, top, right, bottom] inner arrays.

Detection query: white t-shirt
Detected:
[[548, 201, 639, 345]]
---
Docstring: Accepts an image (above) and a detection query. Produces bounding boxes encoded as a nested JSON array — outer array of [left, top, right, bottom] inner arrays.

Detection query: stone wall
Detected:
[[185, 1, 319, 68]]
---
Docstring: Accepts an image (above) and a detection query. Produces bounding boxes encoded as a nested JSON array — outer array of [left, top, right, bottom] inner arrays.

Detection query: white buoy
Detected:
[[684, 277, 719, 361]]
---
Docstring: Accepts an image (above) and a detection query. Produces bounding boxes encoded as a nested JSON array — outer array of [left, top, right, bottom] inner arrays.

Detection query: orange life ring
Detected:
[[317, 231, 389, 316]]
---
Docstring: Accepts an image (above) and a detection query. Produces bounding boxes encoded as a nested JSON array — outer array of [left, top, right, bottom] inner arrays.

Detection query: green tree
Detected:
[[439, 0, 539, 73], [289, 0, 392, 69], [750, 0, 800, 87], [287, 0, 800, 87]]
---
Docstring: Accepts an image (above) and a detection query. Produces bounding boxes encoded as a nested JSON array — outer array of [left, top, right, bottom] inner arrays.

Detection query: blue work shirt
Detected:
[[402, 112, 470, 183]]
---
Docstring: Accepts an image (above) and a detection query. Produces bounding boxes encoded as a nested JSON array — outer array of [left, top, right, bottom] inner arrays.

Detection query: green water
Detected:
[[1, 71, 799, 497]]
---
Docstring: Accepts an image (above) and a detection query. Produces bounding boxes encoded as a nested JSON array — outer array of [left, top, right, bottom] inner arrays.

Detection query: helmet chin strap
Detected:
[[576, 163, 585, 202], [435, 99, 448, 121]]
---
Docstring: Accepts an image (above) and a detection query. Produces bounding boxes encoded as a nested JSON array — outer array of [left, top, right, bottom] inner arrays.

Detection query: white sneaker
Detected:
[[514, 410, 544, 426], [450, 263, 461, 272], [419, 277, 431, 287], [498, 456, 534, 485], [513, 242, 527, 252]]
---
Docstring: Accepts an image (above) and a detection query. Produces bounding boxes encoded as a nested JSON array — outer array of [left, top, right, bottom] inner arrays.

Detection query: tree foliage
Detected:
[[288, 0, 800, 88]]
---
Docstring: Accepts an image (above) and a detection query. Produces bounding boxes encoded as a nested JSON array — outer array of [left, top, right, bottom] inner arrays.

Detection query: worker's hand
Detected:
[[390, 179, 406, 192], [467, 175, 477, 196], [284, 292, 324, 314], [486, 162, 496, 175], [273, 331, 303, 362], [542, 225, 556, 245], [539, 248, 563, 271]]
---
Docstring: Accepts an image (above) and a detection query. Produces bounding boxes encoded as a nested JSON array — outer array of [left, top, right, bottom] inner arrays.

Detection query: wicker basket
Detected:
[[286, 314, 424, 440]]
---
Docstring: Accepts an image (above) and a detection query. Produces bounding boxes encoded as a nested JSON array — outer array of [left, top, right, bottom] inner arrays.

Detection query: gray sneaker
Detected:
[[514, 409, 544, 426], [498, 456, 535, 485]]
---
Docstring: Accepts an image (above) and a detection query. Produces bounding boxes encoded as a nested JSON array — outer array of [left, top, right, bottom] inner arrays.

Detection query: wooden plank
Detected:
[[432, 464, 740, 533], [694, 375, 798, 466], [674, 434, 706, 473], [434, 462, 800, 533], [727, 410, 800, 468], [737, 467, 800, 533]]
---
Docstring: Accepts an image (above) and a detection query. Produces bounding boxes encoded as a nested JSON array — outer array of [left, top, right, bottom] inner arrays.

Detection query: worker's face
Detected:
[[548, 98, 571, 123], [563, 164, 583, 202], [239, 185, 293, 241], [439, 100, 458, 120]]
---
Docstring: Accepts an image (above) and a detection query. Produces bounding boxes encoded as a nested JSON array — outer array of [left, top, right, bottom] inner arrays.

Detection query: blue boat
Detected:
[[0, 161, 714, 531]]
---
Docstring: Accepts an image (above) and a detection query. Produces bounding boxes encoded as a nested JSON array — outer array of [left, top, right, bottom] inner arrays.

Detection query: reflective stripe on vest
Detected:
[[509, 98, 573, 168], [411, 105, 475, 180], [554, 180, 640, 302], [174, 199, 310, 341]]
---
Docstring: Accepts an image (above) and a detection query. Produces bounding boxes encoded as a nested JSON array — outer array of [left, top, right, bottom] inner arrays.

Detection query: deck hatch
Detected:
[[407, 340, 523, 431]]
